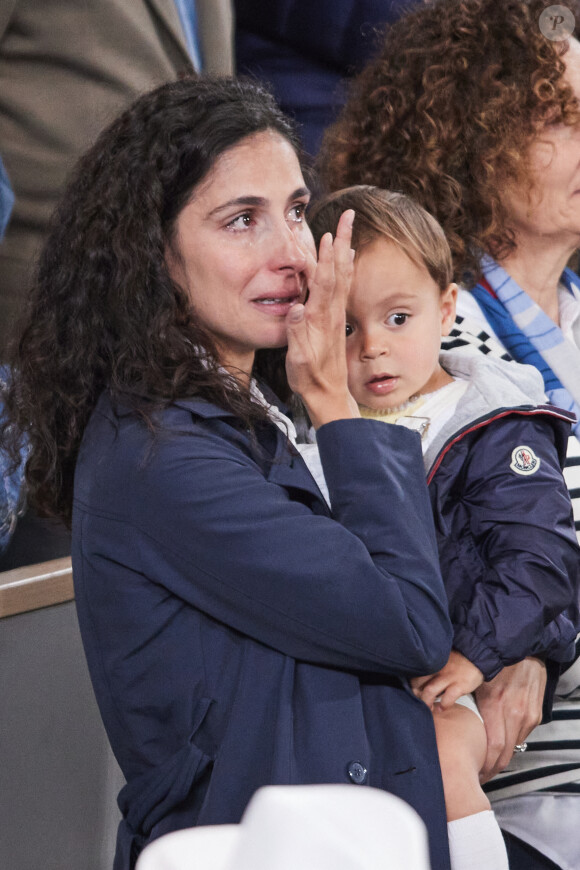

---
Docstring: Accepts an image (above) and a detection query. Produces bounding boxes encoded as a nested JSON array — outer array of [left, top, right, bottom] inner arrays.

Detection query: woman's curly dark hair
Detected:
[[319, 0, 580, 282], [2, 76, 302, 523]]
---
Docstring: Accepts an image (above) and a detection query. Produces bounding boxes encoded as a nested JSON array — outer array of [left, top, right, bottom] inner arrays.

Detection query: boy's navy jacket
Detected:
[[72, 394, 453, 870], [426, 350, 580, 689]]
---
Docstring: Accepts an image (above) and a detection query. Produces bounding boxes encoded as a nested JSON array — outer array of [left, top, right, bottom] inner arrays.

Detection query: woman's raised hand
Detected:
[[285, 209, 359, 429]]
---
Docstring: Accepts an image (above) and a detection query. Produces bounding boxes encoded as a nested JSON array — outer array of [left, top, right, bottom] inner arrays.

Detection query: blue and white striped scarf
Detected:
[[471, 255, 580, 436]]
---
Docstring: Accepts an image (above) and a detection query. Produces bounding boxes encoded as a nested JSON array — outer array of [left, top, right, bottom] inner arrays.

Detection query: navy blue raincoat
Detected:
[[72, 391, 453, 870]]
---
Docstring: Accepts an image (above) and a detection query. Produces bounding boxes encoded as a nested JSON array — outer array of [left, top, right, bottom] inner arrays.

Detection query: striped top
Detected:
[[565, 434, 580, 544], [445, 299, 580, 546]]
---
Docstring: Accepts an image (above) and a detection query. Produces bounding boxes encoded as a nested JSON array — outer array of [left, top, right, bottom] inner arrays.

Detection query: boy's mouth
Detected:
[[365, 374, 399, 395]]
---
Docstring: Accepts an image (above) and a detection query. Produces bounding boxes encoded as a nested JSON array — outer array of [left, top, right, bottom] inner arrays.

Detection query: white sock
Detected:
[[447, 810, 509, 870]]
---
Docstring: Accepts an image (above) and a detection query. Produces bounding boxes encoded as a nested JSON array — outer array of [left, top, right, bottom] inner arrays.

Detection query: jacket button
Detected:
[[347, 761, 368, 785]]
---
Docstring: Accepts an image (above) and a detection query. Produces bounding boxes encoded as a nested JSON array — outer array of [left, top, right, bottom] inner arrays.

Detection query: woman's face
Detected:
[[167, 130, 315, 376], [504, 38, 580, 246]]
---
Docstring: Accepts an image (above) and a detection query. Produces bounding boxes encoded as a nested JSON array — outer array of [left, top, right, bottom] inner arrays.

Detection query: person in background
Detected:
[[305, 184, 580, 870], [0, 153, 24, 555], [2, 77, 454, 870], [234, 0, 423, 157], [0, 0, 234, 354], [0, 0, 233, 568], [318, 2, 580, 868], [0, 155, 13, 239]]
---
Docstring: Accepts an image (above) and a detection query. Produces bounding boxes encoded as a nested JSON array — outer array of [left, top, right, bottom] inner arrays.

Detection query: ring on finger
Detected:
[[513, 742, 528, 753]]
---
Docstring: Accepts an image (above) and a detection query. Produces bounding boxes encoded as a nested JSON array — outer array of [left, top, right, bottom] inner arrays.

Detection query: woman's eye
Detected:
[[388, 313, 409, 327], [288, 203, 307, 223], [345, 323, 354, 337], [227, 213, 253, 231]]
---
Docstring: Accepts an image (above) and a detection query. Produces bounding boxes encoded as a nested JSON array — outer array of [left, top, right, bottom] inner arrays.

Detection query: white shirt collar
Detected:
[[250, 380, 298, 446], [558, 280, 580, 347]]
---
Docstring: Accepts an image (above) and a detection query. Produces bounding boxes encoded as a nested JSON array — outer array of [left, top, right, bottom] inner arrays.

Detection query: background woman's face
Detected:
[[503, 38, 580, 245], [166, 130, 315, 376]]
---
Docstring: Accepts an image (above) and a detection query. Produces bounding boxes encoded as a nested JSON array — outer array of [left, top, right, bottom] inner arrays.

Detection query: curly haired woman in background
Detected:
[[319, 2, 580, 869]]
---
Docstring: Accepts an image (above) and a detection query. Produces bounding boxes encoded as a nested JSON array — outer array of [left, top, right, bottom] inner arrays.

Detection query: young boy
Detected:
[[302, 186, 580, 870]]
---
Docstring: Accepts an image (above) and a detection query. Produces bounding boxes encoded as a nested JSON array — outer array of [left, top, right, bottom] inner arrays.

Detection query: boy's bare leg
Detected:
[[434, 703, 509, 869], [434, 703, 489, 820]]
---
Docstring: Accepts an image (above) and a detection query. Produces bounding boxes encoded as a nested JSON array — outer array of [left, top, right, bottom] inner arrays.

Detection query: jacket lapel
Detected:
[[174, 396, 330, 512]]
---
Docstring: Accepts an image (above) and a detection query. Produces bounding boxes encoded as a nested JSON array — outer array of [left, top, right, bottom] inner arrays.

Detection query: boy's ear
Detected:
[[440, 283, 458, 336]]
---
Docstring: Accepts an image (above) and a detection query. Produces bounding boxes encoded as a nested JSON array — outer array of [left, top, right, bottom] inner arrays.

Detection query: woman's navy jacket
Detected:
[[72, 391, 453, 870], [235, 1, 420, 155]]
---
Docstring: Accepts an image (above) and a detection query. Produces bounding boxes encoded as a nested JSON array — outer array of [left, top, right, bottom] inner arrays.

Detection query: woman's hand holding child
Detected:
[[411, 650, 484, 712]]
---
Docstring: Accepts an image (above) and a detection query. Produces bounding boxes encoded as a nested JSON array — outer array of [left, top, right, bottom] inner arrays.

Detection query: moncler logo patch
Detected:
[[510, 445, 541, 476]]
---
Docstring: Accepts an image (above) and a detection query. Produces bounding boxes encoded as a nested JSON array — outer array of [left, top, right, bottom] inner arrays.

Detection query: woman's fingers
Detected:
[[305, 210, 354, 317], [285, 209, 358, 428], [410, 673, 452, 710], [477, 703, 508, 783], [475, 658, 547, 781], [435, 683, 468, 712], [295, 232, 319, 292], [333, 208, 356, 304], [410, 674, 433, 693], [418, 678, 467, 711], [413, 651, 484, 711]]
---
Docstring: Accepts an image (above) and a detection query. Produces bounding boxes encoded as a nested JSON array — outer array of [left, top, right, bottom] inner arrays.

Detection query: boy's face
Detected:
[[346, 238, 457, 410]]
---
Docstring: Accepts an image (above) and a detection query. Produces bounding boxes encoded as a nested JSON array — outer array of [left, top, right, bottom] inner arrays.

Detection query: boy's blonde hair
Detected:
[[308, 186, 453, 291]]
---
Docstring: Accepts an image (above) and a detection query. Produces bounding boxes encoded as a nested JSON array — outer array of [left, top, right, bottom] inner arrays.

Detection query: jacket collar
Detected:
[[424, 349, 574, 479], [171, 382, 290, 420], [172, 396, 239, 419], [171, 395, 328, 509]]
